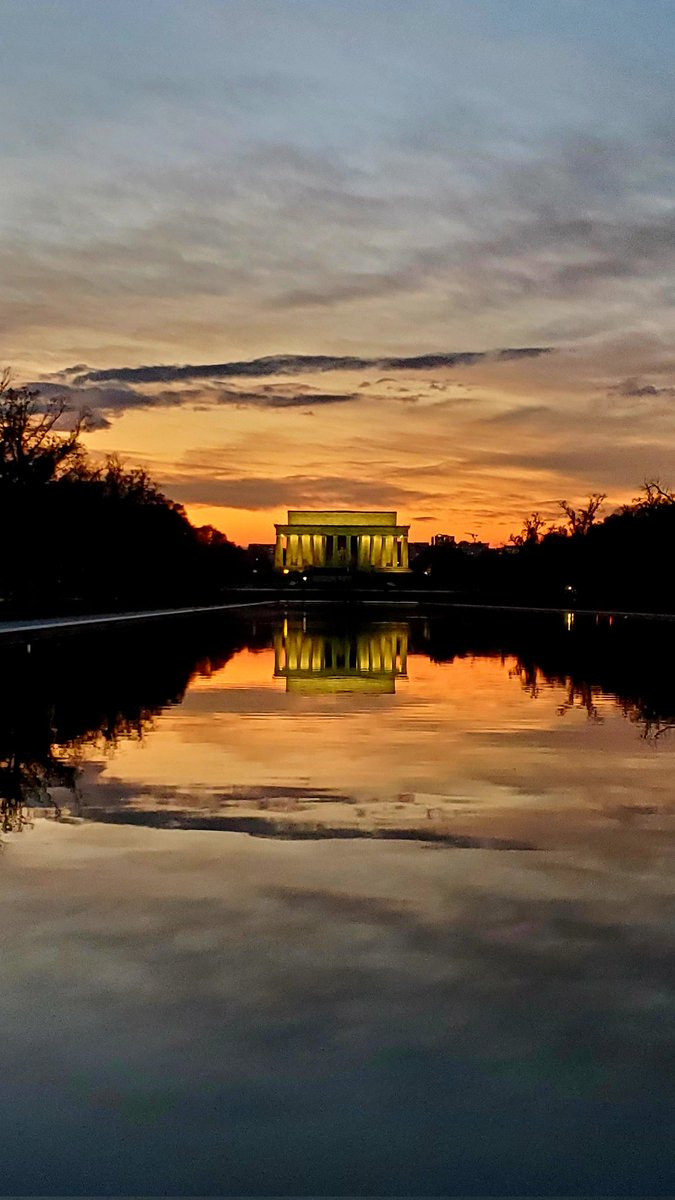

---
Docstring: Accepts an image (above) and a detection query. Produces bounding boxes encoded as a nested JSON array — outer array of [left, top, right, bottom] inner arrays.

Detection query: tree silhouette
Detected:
[[0, 371, 251, 614], [558, 493, 606, 535], [509, 511, 548, 547], [632, 479, 675, 510], [0, 370, 88, 486]]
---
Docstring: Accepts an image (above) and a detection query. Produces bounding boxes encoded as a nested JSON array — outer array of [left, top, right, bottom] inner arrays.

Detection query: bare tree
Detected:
[[636, 479, 675, 509], [558, 493, 606, 535], [0, 372, 88, 485], [509, 511, 547, 547]]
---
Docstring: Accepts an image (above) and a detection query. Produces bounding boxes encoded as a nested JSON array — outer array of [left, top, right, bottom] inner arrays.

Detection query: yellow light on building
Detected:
[[273, 510, 410, 573]]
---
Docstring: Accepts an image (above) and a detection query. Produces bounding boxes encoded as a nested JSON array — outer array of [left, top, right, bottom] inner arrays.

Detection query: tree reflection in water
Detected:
[[0, 616, 252, 835], [1, 610, 675, 840], [419, 611, 675, 740]]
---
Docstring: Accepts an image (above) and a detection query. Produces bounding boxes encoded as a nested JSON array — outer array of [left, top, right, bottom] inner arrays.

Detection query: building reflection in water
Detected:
[[273, 618, 409, 693]]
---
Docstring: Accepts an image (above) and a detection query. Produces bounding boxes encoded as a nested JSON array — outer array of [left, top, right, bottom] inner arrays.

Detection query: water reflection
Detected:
[[0, 615, 249, 831], [3, 611, 675, 1193], [1, 610, 675, 848], [274, 617, 408, 692]]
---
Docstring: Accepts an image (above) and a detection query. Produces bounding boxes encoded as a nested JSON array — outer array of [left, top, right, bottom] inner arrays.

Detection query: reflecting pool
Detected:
[[1, 609, 675, 1195]]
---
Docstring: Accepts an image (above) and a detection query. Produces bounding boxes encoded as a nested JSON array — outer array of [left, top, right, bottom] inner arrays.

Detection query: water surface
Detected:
[[1, 610, 675, 1195]]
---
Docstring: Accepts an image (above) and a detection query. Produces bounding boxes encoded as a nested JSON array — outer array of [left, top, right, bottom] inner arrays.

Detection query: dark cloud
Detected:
[[26, 377, 360, 423], [72, 347, 552, 387], [610, 377, 675, 400], [206, 388, 358, 409], [24, 380, 163, 429], [25, 349, 551, 426]]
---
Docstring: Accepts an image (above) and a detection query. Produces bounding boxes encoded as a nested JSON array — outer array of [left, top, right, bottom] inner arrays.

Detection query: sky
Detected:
[[3, 0, 675, 545]]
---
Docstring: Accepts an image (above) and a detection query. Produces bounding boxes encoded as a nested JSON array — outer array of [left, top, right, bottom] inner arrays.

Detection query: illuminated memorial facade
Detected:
[[274, 510, 410, 573], [274, 619, 409, 693]]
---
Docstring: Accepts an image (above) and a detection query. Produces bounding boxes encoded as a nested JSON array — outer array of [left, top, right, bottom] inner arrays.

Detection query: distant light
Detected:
[[302, 575, 307, 581], [283, 568, 289, 574], [565, 584, 574, 592]]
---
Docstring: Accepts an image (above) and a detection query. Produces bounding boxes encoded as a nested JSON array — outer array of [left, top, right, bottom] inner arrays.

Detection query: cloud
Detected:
[[189, 386, 360, 409], [24, 379, 187, 430], [24, 376, 361, 423], [72, 347, 552, 386], [165, 473, 441, 511], [609, 377, 675, 400], [17, 348, 552, 427], [468, 441, 675, 490], [23, 380, 162, 429], [480, 404, 553, 426]]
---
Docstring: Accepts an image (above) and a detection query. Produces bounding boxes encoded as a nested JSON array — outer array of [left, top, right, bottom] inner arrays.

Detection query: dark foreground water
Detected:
[[2, 609, 675, 1196]]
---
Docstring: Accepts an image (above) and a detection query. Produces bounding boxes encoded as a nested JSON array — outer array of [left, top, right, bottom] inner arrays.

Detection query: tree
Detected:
[[509, 511, 547, 547], [558, 493, 606, 536], [633, 479, 675, 510], [97, 454, 168, 506], [0, 370, 88, 486], [195, 524, 232, 548]]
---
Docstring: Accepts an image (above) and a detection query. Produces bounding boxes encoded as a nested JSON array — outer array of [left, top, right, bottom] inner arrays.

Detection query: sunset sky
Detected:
[[4, 0, 675, 546]]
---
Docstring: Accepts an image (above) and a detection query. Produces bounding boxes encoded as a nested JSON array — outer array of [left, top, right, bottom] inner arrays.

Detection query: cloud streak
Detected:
[[72, 347, 552, 386], [166, 472, 442, 511]]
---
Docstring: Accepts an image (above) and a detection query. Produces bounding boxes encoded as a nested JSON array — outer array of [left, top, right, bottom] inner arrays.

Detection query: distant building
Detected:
[[274, 510, 410, 573], [248, 543, 275, 566], [408, 541, 430, 562], [429, 533, 489, 556]]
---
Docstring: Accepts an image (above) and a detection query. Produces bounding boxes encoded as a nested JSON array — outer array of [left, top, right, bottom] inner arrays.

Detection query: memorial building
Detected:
[[274, 510, 410, 573]]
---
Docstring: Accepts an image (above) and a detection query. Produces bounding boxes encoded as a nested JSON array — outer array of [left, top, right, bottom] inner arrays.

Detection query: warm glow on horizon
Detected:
[[74, 353, 647, 549], [4, 0, 675, 548]]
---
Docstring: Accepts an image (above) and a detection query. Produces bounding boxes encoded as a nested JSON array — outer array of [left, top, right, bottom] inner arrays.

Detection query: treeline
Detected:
[[413, 483, 675, 612], [0, 378, 250, 615]]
